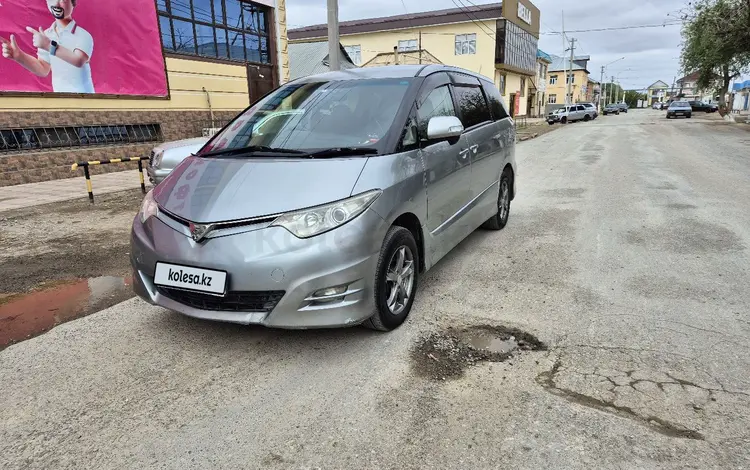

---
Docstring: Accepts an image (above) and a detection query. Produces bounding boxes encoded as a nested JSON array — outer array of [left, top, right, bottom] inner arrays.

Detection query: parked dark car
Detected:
[[602, 104, 620, 115], [616, 103, 629, 113], [688, 101, 718, 113]]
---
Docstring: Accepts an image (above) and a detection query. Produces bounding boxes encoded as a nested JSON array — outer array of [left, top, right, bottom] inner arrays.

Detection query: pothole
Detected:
[[410, 325, 547, 381]]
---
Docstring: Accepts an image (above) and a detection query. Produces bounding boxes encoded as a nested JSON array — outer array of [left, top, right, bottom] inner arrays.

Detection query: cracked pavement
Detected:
[[1, 111, 750, 469]]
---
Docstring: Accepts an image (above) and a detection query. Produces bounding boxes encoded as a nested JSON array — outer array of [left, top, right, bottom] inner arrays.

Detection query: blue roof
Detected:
[[537, 49, 552, 63], [732, 79, 750, 91]]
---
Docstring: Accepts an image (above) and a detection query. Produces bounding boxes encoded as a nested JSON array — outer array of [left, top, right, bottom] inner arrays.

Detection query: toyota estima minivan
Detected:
[[131, 65, 517, 331]]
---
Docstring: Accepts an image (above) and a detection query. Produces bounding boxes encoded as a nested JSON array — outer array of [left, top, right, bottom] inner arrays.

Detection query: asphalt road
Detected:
[[2, 110, 750, 469]]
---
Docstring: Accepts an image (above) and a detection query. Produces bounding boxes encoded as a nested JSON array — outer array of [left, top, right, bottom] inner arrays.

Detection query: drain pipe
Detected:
[[202, 87, 214, 129]]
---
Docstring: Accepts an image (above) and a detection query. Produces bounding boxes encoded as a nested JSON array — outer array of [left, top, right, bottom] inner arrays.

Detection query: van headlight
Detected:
[[271, 190, 381, 238], [152, 149, 165, 167], [139, 190, 159, 223]]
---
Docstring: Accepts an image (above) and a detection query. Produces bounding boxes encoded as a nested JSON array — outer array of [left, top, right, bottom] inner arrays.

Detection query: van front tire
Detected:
[[364, 226, 419, 332], [483, 170, 512, 231]]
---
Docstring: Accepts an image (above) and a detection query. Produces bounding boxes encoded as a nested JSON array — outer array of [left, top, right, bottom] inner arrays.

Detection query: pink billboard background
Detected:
[[0, 0, 168, 96]]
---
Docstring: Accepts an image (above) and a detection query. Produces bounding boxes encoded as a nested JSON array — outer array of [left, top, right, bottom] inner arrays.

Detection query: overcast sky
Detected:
[[285, 0, 690, 90]]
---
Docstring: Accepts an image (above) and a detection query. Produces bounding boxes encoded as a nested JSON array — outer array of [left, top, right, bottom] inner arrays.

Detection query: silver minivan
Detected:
[[130, 65, 517, 331]]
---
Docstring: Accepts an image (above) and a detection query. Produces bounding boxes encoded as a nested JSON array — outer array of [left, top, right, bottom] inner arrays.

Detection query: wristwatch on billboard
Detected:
[[50, 40, 58, 57]]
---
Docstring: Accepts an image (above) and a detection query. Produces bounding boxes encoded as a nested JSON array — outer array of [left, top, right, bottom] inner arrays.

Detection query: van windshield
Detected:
[[199, 78, 413, 156]]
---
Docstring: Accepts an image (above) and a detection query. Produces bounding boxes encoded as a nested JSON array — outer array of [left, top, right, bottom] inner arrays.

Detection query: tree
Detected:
[[681, 0, 750, 111], [601, 82, 624, 105], [624, 90, 647, 108]]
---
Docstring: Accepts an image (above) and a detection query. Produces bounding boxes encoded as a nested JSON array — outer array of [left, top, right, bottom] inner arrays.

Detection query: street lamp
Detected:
[[600, 57, 625, 110]]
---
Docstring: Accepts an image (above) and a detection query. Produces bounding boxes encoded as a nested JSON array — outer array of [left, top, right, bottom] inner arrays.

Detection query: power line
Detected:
[[448, 0, 496, 39], [541, 22, 682, 35]]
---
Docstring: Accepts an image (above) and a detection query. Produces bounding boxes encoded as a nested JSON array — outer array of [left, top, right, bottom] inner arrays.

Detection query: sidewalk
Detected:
[[0, 170, 149, 212]]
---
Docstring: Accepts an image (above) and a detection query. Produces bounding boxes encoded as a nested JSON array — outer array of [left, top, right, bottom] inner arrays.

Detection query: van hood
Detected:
[[153, 156, 369, 223]]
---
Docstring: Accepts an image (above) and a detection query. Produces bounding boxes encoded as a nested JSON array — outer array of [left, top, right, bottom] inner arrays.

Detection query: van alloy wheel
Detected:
[[385, 246, 415, 315], [482, 171, 512, 230], [365, 226, 419, 331]]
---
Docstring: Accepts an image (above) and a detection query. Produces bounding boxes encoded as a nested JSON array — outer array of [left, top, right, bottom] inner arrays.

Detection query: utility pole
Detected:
[[562, 10, 567, 105], [599, 65, 607, 113], [418, 30, 422, 65], [567, 37, 576, 104], [609, 75, 615, 105], [327, 0, 340, 71], [671, 75, 676, 102]]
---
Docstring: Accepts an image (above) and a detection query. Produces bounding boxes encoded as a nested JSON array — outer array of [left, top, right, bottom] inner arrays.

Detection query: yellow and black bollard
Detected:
[[71, 156, 150, 203]]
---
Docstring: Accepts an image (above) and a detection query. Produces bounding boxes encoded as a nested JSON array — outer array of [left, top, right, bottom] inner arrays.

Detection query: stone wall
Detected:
[[0, 110, 238, 187]]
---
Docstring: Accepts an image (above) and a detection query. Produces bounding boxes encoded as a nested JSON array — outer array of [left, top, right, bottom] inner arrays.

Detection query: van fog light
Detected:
[[306, 285, 349, 306], [313, 286, 347, 298]]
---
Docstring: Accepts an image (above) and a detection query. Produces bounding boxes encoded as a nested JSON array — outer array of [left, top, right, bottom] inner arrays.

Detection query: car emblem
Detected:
[[189, 222, 212, 242]]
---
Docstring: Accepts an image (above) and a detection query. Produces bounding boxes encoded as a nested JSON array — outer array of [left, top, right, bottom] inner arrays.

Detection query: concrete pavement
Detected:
[[0, 170, 147, 212], [1, 110, 749, 469]]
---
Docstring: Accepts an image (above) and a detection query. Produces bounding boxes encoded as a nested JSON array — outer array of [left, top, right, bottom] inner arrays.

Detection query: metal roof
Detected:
[[288, 3, 503, 40], [537, 49, 552, 63], [288, 42, 358, 80], [547, 55, 588, 73]]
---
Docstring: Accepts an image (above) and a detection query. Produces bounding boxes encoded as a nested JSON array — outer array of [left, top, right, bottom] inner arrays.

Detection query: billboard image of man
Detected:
[[1, 0, 94, 93]]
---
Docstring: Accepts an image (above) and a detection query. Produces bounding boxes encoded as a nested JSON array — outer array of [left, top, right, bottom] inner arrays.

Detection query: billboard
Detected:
[[0, 0, 168, 97]]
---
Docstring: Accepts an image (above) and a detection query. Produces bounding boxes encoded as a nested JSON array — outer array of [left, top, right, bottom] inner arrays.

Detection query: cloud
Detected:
[[286, 0, 690, 90]]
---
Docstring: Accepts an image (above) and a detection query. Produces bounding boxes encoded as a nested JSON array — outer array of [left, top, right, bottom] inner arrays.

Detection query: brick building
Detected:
[[0, 0, 289, 187]]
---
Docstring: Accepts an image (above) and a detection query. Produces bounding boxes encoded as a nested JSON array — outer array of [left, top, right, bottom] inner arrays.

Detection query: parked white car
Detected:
[[147, 137, 209, 185], [547, 104, 596, 125]]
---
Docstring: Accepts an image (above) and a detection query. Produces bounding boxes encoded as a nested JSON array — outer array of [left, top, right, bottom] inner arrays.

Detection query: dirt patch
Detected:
[[517, 123, 560, 141], [0, 189, 143, 345], [624, 219, 744, 254], [0, 276, 133, 349], [410, 325, 547, 380], [0, 190, 143, 324], [0, 188, 142, 293]]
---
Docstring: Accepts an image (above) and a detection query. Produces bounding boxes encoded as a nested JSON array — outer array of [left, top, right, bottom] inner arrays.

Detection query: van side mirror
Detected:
[[427, 116, 464, 141]]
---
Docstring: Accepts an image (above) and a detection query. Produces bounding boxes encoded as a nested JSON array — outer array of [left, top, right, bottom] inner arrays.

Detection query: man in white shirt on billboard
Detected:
[[1, 0, 94, 93]]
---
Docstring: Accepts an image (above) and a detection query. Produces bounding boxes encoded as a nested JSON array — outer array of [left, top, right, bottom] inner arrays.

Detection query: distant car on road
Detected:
[[547, 104, 595, 125], [666, 101, 692, 119], [652, 102, 666, 110], [689, 101, 718, 113], [616, 103, 629, 113], [147, 137, 210, 185], [580, 102, 598, 119], [602, 104, 620, 115]]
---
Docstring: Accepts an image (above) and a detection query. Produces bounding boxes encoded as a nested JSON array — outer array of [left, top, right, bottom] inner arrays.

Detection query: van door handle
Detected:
[[458, 149, 469, 160], [470, 144, 479, 154]]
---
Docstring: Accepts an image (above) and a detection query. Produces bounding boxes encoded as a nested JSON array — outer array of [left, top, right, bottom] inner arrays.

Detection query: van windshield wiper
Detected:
[[200, 145, 308, 158], [304, 147, 379, 158]]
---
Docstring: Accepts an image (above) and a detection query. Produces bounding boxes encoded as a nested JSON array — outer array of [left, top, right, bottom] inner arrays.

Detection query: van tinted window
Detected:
[[483, 83, 509, 121], [453, 86, 492, 128], [417, 85, 457, 139]]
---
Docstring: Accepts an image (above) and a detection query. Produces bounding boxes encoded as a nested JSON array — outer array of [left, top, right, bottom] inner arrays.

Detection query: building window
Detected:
[[548, 94, 557, 104], [498, 73, 506, 95], [549, 75, 558, 85], [1, 124, 162, 154], [496, 20, 537, 75], [520, 77, 526, 97], [344, 45, 362, 65], [398, 39, 418, 52], [455, 34, 477, 55], [566, 73, 575, 84], [158, 0, 272, 64]]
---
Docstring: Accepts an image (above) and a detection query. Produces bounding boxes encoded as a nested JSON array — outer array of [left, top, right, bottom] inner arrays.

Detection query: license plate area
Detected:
[[154, 262, 228, 296]]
